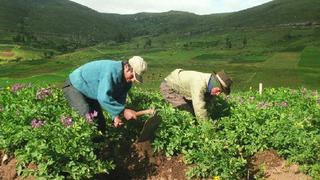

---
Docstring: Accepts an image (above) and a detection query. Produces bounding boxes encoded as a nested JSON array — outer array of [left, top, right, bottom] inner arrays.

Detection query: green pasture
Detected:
[[0, 27, 320, 91], [1, 45, 320, 92], [299, 47, 320, 68], [0, 44, 46, 63]]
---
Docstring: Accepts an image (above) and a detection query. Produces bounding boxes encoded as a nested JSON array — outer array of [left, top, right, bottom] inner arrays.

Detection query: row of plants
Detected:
[[0, 84, 115, 179], [1, 83, 320, 179], [129, 86, 320, 178]]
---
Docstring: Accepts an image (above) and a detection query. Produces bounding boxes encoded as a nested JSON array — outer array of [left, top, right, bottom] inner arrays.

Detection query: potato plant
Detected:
[[130, 87, 320, 179], [1, 84, 319, 179], [0, 84, 114, 179]]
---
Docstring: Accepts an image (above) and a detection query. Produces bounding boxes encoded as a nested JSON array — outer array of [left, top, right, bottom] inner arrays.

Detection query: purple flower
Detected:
[[31, 119, 45, 128], [85, 110, 98, 123], [36, 88, 52, 100], [11, 83, 25, 92], [281, 101, 288, 107], [61, 116, 73, 127]]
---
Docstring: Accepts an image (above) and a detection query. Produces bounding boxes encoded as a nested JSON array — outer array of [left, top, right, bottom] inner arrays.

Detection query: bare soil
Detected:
[[249, 149, 312, 180], [0, 151, 17, 180], [1, 148, 312, 180], [0, 51, 15, 57], [97, 140, 187, 180]]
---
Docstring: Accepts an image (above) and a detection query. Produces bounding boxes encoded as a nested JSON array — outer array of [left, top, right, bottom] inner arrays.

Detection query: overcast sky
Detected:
[[69, 0, 273, 15]]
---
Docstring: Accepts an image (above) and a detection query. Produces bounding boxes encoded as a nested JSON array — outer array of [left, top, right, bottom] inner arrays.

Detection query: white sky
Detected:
[[69, 0, 273, 15]]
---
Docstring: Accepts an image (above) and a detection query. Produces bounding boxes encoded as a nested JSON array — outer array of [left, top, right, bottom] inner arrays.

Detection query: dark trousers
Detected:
[[63, 79, 106, 133], [159, 81, 195, 115]]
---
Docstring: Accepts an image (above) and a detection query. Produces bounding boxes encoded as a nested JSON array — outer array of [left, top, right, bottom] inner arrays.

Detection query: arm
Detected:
[[190, 85, 209, 120], [117, 83, 137, 120], [97, 75, 126, 120]]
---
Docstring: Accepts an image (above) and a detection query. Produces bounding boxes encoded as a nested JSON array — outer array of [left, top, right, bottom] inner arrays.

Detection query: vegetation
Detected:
[[0, 0, 320, 52], [299, 47, 320, 68], [0, 84, 113, 179], [0, 0, 319, 179], [1, 84, 319, 179]]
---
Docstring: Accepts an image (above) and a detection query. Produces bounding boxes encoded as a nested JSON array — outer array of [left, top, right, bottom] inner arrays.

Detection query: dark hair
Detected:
[[122, 61, 133, 72]]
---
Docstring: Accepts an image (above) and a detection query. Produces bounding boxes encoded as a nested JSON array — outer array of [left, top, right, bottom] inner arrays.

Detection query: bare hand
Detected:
[[113, 116, 124, 128], [123, 109, 137, 121]]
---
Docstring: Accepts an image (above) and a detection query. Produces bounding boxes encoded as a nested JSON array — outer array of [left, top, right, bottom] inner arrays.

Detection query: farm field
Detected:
[[0, 47, 319, 91], [0, 1, 320, 178], [0, 84, 319, 179]]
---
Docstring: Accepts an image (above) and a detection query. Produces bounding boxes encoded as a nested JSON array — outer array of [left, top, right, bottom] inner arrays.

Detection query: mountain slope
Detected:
[[0, 0, 319, 46], [222, 0, 320, 27], [0, 0, 122, 41]]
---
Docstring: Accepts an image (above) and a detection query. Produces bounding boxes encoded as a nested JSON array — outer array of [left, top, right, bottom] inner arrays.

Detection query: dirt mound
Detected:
[[0, 151, 17, 180], [148, 154, 187, 180], [99, 140, 187, 180], [0, 151, 36, 180], [249, 149, 311, 180], [1, 147, 312, 180]]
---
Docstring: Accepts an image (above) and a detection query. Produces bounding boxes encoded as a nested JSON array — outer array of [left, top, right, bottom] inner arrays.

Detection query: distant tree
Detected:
[[44, 51, 54, 59], [242, 36, 247, 48], [13, 17, 36, 45], [115, 32, 125, 43], [284, 33, 293, 41], [114, 32, 131, 43], [225, 37, 232, 49], [160, 40, 166, 48], [144, 38, 152, 49], [14, 56, 22, 62]]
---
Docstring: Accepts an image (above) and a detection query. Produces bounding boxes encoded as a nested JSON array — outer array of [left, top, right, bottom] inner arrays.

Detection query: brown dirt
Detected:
[[0, 151, 17, 180], [1, 148, 312, 180], [249, 149, 312, 180], [97, 140, 187, 180], [0, 51, 15, 57], [0, 151, 35, 180]]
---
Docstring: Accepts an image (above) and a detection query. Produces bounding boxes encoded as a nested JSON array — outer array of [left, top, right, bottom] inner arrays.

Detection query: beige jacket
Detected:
[[165, 69, 212, 120]]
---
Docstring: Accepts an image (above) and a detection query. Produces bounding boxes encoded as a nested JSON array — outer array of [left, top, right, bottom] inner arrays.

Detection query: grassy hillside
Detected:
[[219, 0, 320, 27], [0, 0, 319, 91], [1, 0, 319, 47], [119, 0, 320, 36], [0, 0, 122, 48]]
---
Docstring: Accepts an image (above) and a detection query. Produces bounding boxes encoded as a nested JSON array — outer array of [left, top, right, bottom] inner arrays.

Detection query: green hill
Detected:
[[0, 0, 125, 50], [117, 0, 320, 36], [220, 0, 320, 27], [1, 0, 319, 48]]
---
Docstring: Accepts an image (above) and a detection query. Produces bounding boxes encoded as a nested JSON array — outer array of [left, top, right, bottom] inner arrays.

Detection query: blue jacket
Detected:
[[69, 60, 131, 120]]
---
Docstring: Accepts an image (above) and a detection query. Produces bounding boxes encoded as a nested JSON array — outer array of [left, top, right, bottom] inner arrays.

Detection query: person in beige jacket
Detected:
[[160, 69, 232, 120]]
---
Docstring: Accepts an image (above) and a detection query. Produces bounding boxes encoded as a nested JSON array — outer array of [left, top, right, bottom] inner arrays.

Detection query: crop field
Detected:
[[0, 26, 320, 179], [1, 46, 319, 91], [0, 84, 319, 179], [0, 27, 320, 91], [0, 44, 47, 64]]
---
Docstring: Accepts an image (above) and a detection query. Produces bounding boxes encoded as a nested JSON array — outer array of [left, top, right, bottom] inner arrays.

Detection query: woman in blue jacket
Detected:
[[63, 56, 147, 132]]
